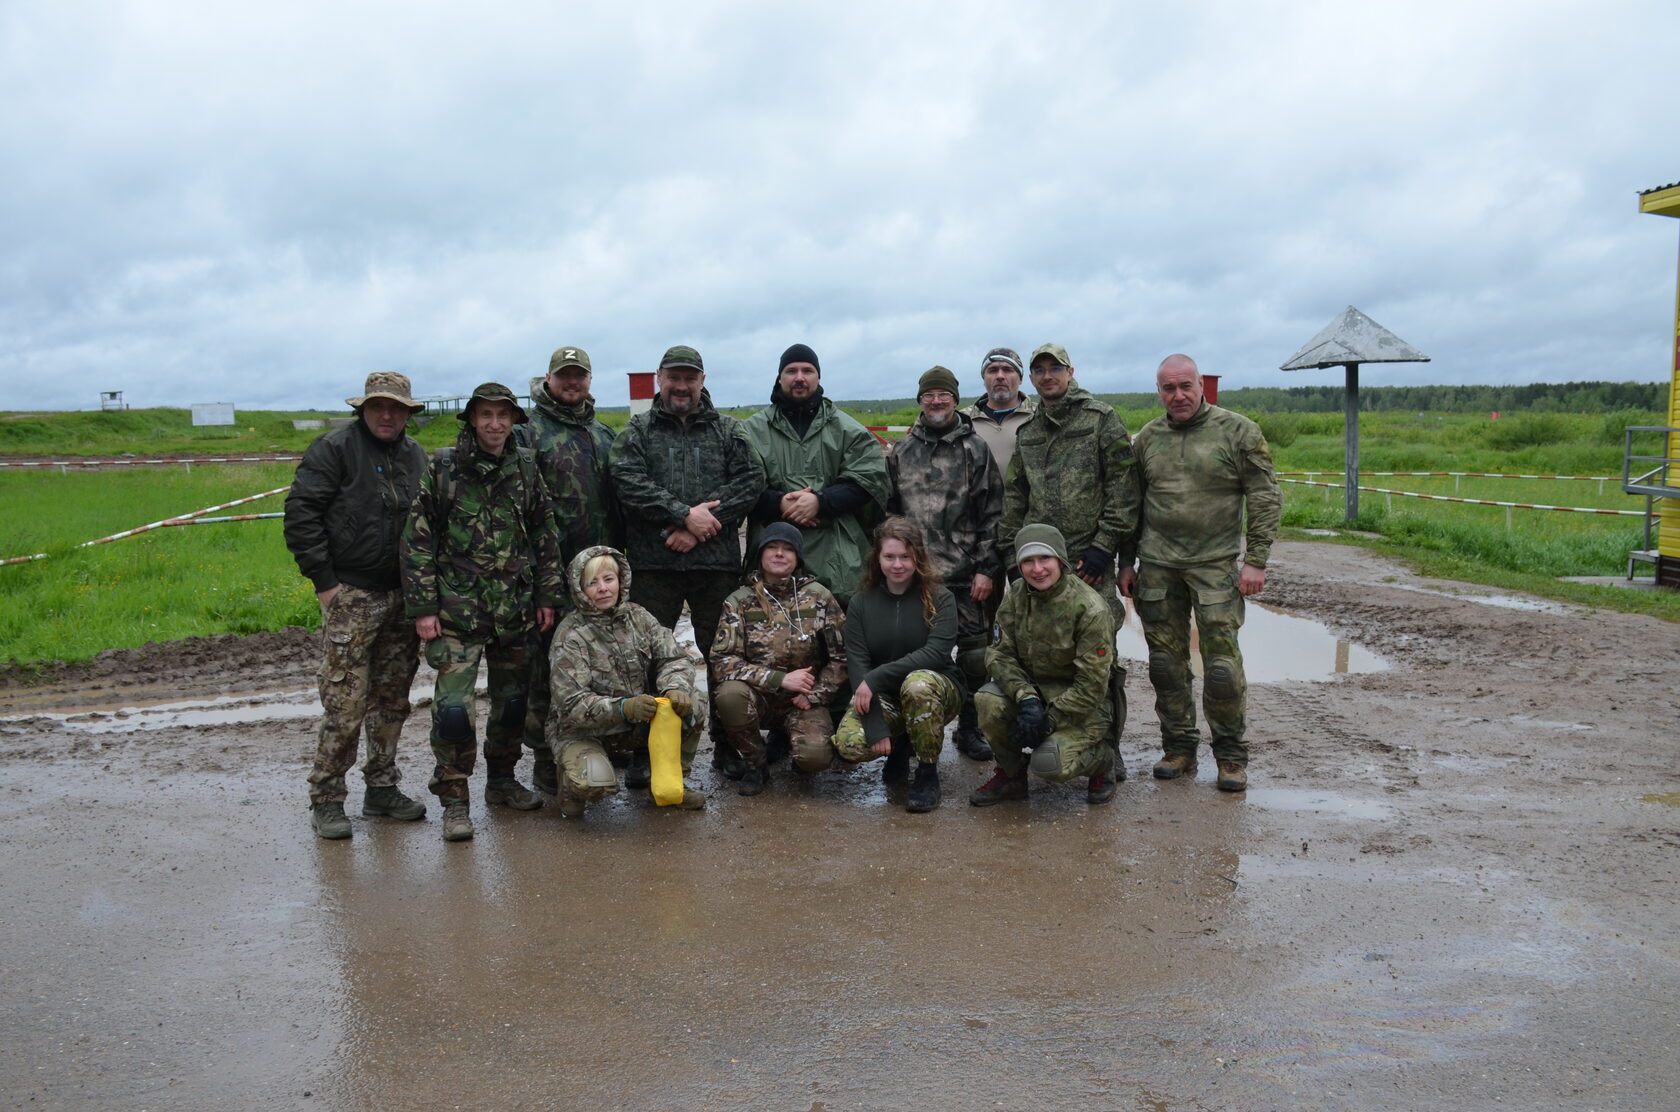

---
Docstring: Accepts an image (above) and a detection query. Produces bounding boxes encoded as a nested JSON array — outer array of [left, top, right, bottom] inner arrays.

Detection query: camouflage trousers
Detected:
[[1132, 560, 1248, 765], [550, 703, 706, 803], [522, 626, 560, 790], [423, 633, 533, 803], [946, 579, 992, 696], [975, 681, 1113, 782], [713, 680, 836, 772], [833, 670, 961, 765], [308, 585, 420, 805]]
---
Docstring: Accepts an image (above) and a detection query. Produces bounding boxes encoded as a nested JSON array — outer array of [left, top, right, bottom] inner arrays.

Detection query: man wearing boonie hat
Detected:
[[886, 365, 1004, 762], [403, 382, 566, 842], [960, 347, 1036, 477], [516, 344, 624, 797], [285, 371, 430, 841], [970, 523, 1122, 807]]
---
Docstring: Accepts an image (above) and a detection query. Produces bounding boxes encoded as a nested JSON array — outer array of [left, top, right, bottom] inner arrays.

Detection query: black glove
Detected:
[[1008, 697, 1049, 749], [1076, 546, 1112, 581]]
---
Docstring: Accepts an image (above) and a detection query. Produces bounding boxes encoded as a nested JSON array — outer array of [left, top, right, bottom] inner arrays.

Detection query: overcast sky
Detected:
[[4, 1, 1678, 412]]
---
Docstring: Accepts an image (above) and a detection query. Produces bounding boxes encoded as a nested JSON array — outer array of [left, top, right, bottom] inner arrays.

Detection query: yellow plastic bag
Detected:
[[648, 697, 684, 806]]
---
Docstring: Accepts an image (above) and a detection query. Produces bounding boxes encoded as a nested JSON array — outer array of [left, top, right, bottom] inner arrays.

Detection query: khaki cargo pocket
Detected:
[[1133, 585, 1170, 624]]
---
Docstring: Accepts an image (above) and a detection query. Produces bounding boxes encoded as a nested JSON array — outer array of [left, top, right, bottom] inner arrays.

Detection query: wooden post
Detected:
[[1344, 362, 1359, 523]]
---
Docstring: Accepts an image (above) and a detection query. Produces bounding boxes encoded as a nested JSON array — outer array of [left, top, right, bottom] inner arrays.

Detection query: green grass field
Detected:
[[1, 405, 1675, 665]]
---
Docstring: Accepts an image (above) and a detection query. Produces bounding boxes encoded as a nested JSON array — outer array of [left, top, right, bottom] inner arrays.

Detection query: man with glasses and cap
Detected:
[[403, 383, 566, 842], [517, 344, 623, 797], [286, 371, 432, 841], [999, 343, 1139, 779]]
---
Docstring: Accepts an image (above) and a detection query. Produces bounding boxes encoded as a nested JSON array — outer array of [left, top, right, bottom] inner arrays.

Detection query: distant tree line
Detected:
[[1093, 380, 1669, 414]]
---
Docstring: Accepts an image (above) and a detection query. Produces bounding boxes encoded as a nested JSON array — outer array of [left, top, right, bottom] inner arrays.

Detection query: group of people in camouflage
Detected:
[[285, 339, 1280, 841]]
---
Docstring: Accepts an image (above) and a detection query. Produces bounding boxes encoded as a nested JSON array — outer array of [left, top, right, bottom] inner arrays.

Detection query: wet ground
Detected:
[[3, 540, 1679, 1111]]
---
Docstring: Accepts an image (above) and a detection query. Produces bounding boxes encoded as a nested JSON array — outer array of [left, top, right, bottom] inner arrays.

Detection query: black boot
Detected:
[[952, 696, 992, 761], [881, 737, 911, 783], [739, 763, 768, 796], [710, 733, 745, 781], [906, 762, 942, 812]]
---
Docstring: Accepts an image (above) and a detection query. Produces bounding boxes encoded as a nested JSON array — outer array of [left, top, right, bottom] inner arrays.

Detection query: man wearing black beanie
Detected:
[[743, 344, 890, 612]]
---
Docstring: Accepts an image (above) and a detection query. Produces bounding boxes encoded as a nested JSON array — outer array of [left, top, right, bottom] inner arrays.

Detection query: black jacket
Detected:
[[284, 418, 428, 592]]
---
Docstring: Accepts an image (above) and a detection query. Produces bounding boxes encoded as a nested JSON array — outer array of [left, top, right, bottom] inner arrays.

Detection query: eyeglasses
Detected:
[[921, 391, 955, 403]]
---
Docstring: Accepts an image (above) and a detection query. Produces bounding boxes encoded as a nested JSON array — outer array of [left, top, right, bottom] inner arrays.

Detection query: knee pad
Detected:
[[713, 684, 754, 729], [1206, 658, 1242, 702], [793, 745, 834, 774], [438, 703, 473, 742], [500, 694, 527, 732], [580, 750, 619, 791], [1029, 740, 1063, 778], [1148, 649, 1180, 687]]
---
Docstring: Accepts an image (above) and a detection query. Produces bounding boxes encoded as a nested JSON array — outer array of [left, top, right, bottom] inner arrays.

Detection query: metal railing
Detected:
[[1621, 425, 1679, 578]]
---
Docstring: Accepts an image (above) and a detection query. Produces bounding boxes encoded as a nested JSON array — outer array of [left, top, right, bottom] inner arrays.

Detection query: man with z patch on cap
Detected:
[[969, 524, 1122, 807], [402, 382, 565, 842]]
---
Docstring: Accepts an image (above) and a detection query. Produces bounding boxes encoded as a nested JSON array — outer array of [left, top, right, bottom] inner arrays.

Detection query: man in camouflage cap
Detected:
[[402, 382, 566, 841], [608, 345, 766, 777], [886, 365, 1004, 761], [970, 523, 1122, 807], [1000, 342, 1137, 774], [286, 371, 430, 840], [1118, 354, 1281, 793], [516, 344, 623, 797]]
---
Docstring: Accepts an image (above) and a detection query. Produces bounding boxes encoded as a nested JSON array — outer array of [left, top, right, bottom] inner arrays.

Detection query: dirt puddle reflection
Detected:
[[1116, 599, 1387, 681]]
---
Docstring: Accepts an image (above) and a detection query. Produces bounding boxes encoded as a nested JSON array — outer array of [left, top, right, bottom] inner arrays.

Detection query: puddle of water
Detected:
[[9, 681, 470, 733], [1507, 715, 1592, 733], [1641, 792, 1680, 807], [1242, 787, 1393, 819], [1390, 583, 1574, 615], [1116, 599, 1386, 682]]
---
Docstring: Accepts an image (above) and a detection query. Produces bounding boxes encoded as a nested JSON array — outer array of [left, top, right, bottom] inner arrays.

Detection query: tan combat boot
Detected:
[[441, 802, 475, 842], [1152, 752, 1198, 780], [1216, 761, 1248, 792]]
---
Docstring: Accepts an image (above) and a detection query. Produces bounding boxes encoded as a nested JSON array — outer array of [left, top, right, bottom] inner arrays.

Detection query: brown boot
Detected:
[[968, 766, 1028, 806], [1216, 761, 1248, 792], [1152, 752, 1198, 780]]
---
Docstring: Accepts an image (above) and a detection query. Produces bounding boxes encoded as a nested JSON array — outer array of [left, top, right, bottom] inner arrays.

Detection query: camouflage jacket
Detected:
[[986, 572, 1114, 731], [709, 570, 847, 705], [886, 413, 1004, 584], [284, 418, 427, 592], [549, 546, 696, 736], [401, 429, 565, 641], [960, 392, 1036, 478], [608, 389, 765, 573], [1128, 401, 1281, 569], [1001, 381, 1139, 568], [517, 383, 622, 571], [743, 396, 890, 605]]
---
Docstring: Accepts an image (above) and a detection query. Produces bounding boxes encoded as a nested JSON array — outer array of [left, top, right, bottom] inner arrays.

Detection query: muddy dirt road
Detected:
[[3, 541, 1677, 1111]]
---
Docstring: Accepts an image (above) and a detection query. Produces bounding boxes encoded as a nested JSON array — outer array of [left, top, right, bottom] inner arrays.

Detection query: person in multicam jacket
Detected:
[[401, 382, 565, 843], [1118, 354, 1282, 794], [970, 523, 1122, 809], [516, 344, 623, 797], [547, 545, 708, 818], [886, 365, 1004, 763], [709, 523, 847, 797]]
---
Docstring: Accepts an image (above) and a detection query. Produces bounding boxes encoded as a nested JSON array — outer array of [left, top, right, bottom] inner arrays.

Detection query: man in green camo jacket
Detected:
[[1118, 354, 1282, 793], [402, 382, 566, 841], [517, 345, 623, 796]]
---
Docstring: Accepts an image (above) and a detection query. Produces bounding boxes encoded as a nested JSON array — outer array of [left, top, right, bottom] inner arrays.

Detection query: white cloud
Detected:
[[2, 0, 1677, 412]]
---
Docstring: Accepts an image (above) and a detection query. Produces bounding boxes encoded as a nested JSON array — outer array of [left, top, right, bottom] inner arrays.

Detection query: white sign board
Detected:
[[191, 403, 236, 427]]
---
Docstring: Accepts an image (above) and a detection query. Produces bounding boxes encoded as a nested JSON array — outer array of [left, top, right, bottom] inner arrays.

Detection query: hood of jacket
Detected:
[[566, 544, 634, 618], [531, 381, 599, 427]]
